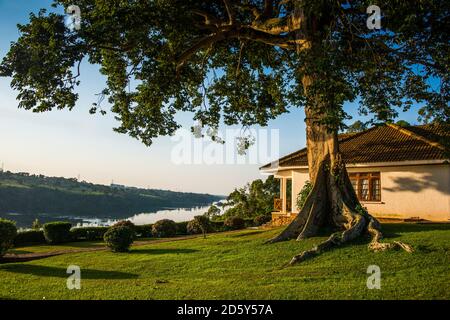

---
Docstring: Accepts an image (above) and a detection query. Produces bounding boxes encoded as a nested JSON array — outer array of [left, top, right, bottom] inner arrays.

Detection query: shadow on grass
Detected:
[[229, 231, 265, 238], [130, 248, 198, 255], [0, 264, 138, 279], [8, 250, 34, 255], [381, 223, 450, 238], [52, 241, 104, 248]]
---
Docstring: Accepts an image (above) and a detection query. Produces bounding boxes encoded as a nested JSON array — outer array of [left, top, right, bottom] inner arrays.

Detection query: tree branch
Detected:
[[177, 3, 306, 72], [222, 0, 235, 25], [176, 26, 306, 72]]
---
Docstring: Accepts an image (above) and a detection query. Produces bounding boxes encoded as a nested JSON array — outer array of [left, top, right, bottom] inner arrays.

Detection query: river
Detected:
[[0, 202, 225, 229]]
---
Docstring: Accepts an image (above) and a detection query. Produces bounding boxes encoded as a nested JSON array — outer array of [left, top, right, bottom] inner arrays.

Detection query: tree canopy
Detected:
[[1, 0, 448, 147], [223, 175, 278, 219]]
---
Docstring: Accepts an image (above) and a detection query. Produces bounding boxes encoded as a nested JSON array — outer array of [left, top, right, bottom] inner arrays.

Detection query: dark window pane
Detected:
[[371, 178, 381, 201]]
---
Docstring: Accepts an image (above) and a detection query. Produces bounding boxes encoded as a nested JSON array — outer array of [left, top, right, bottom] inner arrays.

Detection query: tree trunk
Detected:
[[266, 74, 413, 265]]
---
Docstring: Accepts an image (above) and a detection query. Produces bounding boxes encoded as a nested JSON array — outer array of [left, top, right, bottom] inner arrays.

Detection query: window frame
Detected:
[[349, 172, 381, 202]]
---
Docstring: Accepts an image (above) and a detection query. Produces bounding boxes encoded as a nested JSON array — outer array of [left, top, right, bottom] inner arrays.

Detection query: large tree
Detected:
[[1, 0, 448, 264]]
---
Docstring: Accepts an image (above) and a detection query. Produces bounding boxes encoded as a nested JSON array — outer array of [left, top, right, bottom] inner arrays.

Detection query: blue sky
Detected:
[[0, 0, 424, 195]]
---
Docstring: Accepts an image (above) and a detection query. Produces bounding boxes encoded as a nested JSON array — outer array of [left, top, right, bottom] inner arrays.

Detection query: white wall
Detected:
[[291, 169, 309, 213], [281, 164, 450, 221], [355, 164, 450, 221]]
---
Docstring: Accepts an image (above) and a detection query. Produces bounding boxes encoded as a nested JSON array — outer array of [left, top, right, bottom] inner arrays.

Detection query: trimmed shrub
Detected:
[[210, 220, 226, 232], [112, 220, 136, 238], [14, 230, 45, 246], [243, 218, 255, 227], [186, 220, 202, 234], [70, 227, 109, 241], [152, 219, 177, 238], [0, 219, 17, 257], [104, 226, 134, 252], [175, 221, 188, 235], [112, 220, 135, 229], [134, 224, 153, 238], [224, 216, 246, 230], [254, 215, 271, 226], [43, 222, 72, 244]]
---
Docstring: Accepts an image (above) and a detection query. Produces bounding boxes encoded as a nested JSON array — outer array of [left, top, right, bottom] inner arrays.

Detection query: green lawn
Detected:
[[1, 224, 449, 300]]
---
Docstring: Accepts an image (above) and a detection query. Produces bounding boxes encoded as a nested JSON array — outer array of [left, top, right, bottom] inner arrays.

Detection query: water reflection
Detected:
[[0, 201, 225, 229], [77, 206, 213, 227]]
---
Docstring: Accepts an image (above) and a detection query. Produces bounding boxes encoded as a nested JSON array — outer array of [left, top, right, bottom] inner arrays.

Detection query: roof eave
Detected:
[[260, 159, 449, 173]]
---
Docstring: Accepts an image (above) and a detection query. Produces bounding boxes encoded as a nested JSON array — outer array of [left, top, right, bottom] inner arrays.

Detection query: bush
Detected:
[[104, 226, 134, 252], [152, 219, 177, 238], [186, 220, 202, 234], [243, 218, 255, 227], [191, 216, 211, 238], [43, 222, 72, 244], [0, 219, 17, 257], [210, 220, 226, 232], [14, 230, 45, 246], [70, 227, 109, 241], [134, 224, 153, 238], [254, 215, 271, 226], [112, 220, 136, 238], [296, 180, 313, 211], [224, 216, 246, 230], [175, 221, 188, 235], [112, 220, 135, 229]]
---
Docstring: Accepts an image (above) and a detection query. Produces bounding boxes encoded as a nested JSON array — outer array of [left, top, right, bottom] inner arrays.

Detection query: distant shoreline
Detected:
[[0, 170, 224, 227]]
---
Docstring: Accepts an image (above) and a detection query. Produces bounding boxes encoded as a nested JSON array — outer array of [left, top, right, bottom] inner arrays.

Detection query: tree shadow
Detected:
[[8, 250, 34, 255], [383, 174, 449, 194], [0, 264, 138, 279], [130, 248, 198, 255], [381, 223, 450, 235], [45, 241, 104, 249], [229, 231, 265, 238]]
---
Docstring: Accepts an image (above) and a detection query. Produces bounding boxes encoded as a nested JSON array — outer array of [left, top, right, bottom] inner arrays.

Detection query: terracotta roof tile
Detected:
[[261, 123, 450, 169]]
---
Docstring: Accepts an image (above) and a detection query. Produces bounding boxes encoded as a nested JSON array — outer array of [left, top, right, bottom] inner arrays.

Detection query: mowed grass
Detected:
[[0, 223, 449, 300], [8, 238, 156, 254]]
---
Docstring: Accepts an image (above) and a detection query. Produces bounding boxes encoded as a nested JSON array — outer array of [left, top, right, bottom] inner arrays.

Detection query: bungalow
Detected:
[[260, 123, 450, 224]]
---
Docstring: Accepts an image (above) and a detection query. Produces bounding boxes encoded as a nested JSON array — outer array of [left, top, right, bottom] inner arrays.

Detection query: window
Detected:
[[349, 172, 381, 202]]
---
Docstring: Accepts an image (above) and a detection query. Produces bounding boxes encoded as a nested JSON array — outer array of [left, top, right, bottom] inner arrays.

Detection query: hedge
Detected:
[[152, 219, 177, 238], [253, 215, 271, 226], [134, 224, 153, 238], [243, 218, 255, 227], [70, 227, 109, 241], [210, 220, 226, 232], [43, 222, 72, 244], [0, 219, 17, 257], [224, 217, 246, 230], [175, 221, 188, 235], [14, 230, 46, 246], [10, 215, 258, 248]]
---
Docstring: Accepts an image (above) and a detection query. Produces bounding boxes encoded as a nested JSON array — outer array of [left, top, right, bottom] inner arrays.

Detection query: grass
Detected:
[[8, 238, 156, 254], [0, 223, 449, 300], [8, 241, 105, 254]]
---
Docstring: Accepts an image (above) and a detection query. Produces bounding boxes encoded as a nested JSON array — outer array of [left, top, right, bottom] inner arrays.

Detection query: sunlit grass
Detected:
[[0, 224, 449, 300]]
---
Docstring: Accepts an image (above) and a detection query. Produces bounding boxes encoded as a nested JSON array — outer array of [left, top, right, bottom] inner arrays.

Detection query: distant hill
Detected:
[[0, 171, 223, 219]]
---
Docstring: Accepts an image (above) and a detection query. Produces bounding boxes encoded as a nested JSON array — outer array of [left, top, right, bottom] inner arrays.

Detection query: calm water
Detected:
[[0, 203, 225, 229], [74, 206, 218, 227]]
